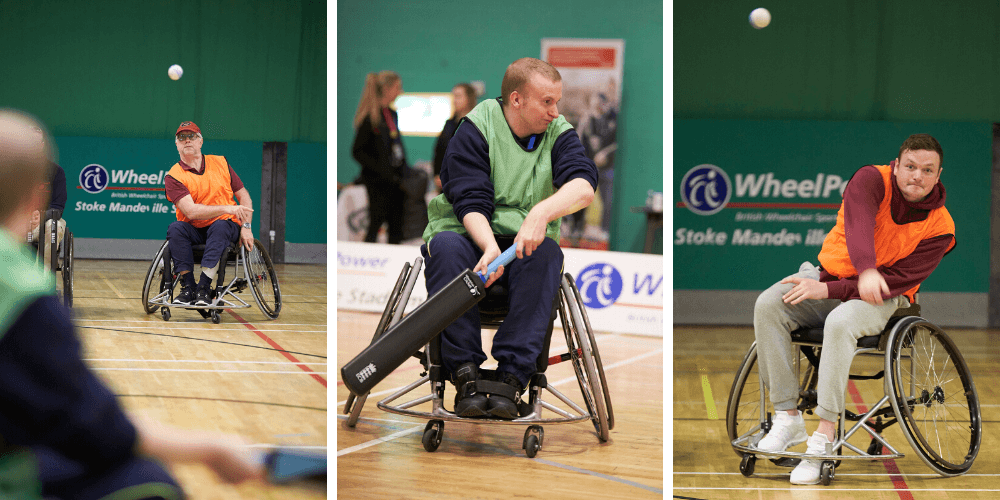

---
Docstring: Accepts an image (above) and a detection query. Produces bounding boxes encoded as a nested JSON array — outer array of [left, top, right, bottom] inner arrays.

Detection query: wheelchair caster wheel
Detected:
[[422, 420, 443, 452], [739, 454, 756, 477], [820, 461, 835, 486], [524, 435, 540, 458], [522, 425, 544, 458], [210, 310, 221, 324], [161, 307, 171, 321], [867, 439, 883, 457]]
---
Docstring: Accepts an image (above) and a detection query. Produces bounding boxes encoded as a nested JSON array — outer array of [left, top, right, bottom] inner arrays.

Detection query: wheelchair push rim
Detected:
[[886, 319, 981, 476], [558, 275, 610, 442], [244, 239, 281, 319], [142, 240, 169, 314]]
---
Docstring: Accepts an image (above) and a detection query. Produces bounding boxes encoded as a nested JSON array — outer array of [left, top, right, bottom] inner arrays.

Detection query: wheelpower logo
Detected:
[[576, 262, 623, 309], [78, 165, 168, 194], [680, 164, 731, 215], [79, 164, 109, 194], [679, 164, 850, 215]]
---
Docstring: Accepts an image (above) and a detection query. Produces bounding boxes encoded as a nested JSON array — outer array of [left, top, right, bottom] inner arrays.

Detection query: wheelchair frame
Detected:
[[726, 305, 982, 485], [343, 256, 614, 458], [29, 210, 73, 308], [142, 238, 281, 324]]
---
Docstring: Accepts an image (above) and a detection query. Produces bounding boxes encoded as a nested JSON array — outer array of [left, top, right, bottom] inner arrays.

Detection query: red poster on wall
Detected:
[[542, 39, 624, 251]]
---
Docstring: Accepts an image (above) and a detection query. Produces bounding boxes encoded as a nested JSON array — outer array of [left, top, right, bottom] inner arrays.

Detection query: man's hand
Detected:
[[473, 244, 503, 287], [239, 228, 254, 252], [231, 205, 254, 223], [858, 268, 889, 306], [514, 209, 547, 259], [780, 277, 829, 305], [30, 210, 40, 231]]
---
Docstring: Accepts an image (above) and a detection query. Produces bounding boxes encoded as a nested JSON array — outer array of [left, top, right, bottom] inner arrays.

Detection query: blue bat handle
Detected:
[[478, 244, 518, 283]]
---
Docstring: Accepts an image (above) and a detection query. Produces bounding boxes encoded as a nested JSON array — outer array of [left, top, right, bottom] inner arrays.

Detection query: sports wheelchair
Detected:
[[141, 237, 281, 324], [28, 208, 73, 308], [343, 255, 614, 458], [726, 300, 981, 485]]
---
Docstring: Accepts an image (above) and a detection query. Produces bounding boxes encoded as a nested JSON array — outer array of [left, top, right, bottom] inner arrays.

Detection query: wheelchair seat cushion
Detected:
[[790, 327, 881, 349], [478, 283, 510, 326]]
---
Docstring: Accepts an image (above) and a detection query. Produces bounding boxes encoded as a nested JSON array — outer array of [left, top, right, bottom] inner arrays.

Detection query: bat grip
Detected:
[[478, 244, 518, 283]]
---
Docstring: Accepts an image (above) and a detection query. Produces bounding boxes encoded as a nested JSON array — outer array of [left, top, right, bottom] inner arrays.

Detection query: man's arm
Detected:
[[515, 130, 598, 257], [48, 164, 67, 212], [824, 234, 954, 301], [234, 187, 254, 250]]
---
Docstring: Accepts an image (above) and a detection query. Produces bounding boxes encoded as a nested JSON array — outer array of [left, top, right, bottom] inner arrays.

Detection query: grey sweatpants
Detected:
[[753, 262, 907, 422]]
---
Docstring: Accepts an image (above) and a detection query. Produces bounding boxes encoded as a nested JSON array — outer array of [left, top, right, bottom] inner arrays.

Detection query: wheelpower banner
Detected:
[[55, 137, 325, 245], [337, 242, 663, 337], [673, 120, 988, 294]]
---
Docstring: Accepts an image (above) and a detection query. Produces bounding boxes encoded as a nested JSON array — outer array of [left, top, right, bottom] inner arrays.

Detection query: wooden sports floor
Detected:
[[336, 310, 664, 498], [674, 325, 1000, 499], [70, 258, 327, 498]]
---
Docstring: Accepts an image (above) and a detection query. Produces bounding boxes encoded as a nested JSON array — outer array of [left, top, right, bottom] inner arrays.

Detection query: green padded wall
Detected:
[[338, 0, 663, 253]]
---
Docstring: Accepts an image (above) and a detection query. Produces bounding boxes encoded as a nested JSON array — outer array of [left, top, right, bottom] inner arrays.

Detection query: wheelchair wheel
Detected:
[[559, 275, 610, 442], [886, 319, 981, 476], [726, 343, 817, 458], [61, 231, 73, 308], [142, 241, 170, 314], [244, 239, 281, 319], [563, 273, 615, 430]]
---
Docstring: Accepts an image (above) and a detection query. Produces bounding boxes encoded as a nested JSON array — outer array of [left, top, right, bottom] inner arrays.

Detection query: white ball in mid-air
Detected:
[[749, 8, 771, 29], [168, 64, 183, 80]]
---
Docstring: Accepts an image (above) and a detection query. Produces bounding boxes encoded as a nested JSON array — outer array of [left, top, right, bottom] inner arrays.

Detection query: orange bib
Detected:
[[166, 155, 239, 228], [818, 164, 955, 301]]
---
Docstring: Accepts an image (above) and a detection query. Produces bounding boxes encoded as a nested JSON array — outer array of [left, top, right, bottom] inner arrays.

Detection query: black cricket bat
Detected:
[[340, 245, 517, 396]]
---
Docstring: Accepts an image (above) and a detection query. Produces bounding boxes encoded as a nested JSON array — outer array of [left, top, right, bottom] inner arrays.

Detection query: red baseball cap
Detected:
[[176, 121, 201, 135]]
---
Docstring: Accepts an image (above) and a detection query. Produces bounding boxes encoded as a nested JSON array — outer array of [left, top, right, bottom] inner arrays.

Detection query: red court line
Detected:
[[676, 202, 841, 209], [228, 310, 327, 388], [847, 380, 913, 500]]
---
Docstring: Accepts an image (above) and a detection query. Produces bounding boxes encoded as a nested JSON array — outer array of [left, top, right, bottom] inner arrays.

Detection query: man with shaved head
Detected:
[[421, 58, 599, 419], [0, 109, 263, 498]]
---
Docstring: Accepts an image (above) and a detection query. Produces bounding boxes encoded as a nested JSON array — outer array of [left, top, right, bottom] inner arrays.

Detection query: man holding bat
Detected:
[[752, 134, 955, 484], [0, 109, 264, 498], [421, 57, 598, 419]]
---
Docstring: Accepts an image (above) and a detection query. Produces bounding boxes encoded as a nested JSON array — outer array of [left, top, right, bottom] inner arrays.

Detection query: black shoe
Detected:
[[174, 286, 195, 305], [453, 362, 488, 417], [487, 372, 524, 420], [194, 286, 212, 306]]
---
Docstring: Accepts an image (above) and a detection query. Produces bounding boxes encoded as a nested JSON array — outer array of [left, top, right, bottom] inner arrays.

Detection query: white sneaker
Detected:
[[756, 412, 808, 452], [790, 432, 833, 485]]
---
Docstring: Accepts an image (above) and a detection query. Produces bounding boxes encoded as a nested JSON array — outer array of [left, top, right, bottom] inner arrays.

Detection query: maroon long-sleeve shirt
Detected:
[[819, 162, 954, 301]]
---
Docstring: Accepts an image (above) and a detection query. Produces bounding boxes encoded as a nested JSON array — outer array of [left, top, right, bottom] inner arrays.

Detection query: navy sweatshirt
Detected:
[[440, 118, 598, 225]]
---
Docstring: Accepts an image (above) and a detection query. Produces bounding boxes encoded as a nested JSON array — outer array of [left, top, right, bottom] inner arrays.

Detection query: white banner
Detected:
[[336, 241, 662, 337]]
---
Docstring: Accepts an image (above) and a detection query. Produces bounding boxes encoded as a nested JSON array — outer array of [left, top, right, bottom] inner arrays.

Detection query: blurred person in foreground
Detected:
[[0, 109, 263, 499]]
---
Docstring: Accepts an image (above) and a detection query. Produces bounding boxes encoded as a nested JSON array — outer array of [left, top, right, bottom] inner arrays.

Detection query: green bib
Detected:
[[423, 98, 574, 244], [0, 229, 55, 499]]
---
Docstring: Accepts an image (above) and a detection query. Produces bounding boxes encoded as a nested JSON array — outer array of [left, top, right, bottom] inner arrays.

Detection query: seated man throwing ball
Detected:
[[165, 121, 254, 306], [753, 133, 955, 484]]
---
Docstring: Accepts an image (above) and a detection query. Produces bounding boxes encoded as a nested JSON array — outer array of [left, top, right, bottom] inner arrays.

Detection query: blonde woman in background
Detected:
[[351, 71, 407, 244]]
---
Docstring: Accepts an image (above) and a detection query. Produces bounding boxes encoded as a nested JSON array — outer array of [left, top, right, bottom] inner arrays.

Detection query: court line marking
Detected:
[[98, 272, 126, 299], [229, 310, 328, 388], [337, 414, 662, 495], [676, 471, 1000, 477], [674, 487, 1000, 492], [337, 347, 665, 407], [85, 358, 327, 365], [847, 379, 912, 500], [532, 457, 662, 495], [94, 368, 328, 374], [700, 374, 718, 420], [336, 425, 423, 456]]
